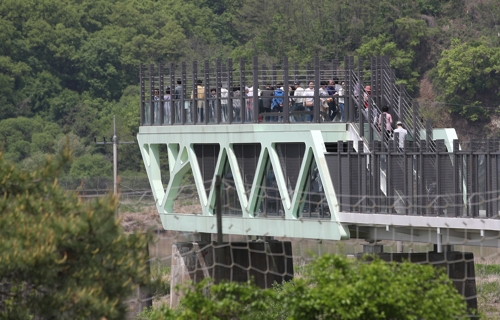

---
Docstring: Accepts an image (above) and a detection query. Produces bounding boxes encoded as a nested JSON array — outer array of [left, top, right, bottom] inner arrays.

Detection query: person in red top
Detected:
[[364, 86, 371, 109]]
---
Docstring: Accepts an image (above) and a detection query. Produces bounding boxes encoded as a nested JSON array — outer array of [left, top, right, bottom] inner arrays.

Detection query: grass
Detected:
[[476, 263, 500, 319]]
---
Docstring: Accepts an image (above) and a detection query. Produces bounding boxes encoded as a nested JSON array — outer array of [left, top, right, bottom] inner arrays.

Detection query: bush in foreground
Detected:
[[142, 254, 468, 320]]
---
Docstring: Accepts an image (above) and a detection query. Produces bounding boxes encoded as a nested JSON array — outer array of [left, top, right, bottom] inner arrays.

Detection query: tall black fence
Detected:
[[325, 139, 500, 218], [139, 56, 431, 148]]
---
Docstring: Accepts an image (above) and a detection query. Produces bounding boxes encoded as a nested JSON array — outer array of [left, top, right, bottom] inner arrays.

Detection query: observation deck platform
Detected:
[[138, 56, 500, 248]]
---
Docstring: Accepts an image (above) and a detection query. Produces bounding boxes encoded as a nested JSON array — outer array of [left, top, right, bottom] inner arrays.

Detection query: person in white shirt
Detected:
[[292, 81, 305, 122], [303, 81, 315, 122], [393, 121, 408, 151], [336, 81, 345, 122], [163, 88, 171, 124], [220, 84, 229, 122]]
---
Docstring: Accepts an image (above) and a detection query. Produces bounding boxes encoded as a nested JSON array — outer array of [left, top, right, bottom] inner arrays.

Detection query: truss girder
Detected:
[[137, 124, 350, 240]]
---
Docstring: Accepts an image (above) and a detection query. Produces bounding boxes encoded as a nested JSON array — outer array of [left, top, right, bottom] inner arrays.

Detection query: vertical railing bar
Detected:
[[192, 60, 198, 125], [169, 63, 175, 125], [283, 56, 290, 123], [140, 64, 145, 126], [159, 63, 165, 125], [181, 62, 187, 125], [228, 59, 233, 124], [253, 56, 259, 123], [239, 58, 245, 124], [149, 64, 154, 126], [204, 60, 210, 125], [216, 59, 222, 124], [314, 56, 320, 123]]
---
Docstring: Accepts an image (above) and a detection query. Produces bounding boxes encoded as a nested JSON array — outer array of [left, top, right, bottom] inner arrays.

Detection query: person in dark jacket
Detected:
[[260, 84, 273, 122]]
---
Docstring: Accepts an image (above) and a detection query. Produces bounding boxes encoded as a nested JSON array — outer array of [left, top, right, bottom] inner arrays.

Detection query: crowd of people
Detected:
[[147, 79, 408, 147], [150, 79, 348, 124]]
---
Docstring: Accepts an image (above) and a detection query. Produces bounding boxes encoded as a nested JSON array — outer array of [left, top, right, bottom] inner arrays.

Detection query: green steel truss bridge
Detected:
[[137, 56, 500, 249]]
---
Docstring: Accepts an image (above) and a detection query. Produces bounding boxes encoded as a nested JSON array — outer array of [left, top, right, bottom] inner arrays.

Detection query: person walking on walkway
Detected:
[[393, 121, 408, 151]]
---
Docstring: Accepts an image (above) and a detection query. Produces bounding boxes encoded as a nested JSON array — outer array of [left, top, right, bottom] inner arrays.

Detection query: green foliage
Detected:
[[69, 153, 113, 177], [143, 255, 468, 320], [357, 35, 420, 91], [0, 0, 499, 175], [434, 38, 500, 121], [0, 150, 151, 319], [417, 0, 442, 15]]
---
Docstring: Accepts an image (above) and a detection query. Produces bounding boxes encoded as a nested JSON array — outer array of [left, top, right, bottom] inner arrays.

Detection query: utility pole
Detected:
[[94, 115, 136, 196]]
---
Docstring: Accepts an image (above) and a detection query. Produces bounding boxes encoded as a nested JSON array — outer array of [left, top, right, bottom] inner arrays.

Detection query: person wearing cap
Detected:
[[291, 81, 305, 122], [393, 121, 408, 151]]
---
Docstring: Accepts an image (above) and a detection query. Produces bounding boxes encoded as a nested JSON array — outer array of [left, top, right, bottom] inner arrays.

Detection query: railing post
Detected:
[[357, 140, 364, 212], [192, 60, 198, 124], [159, 63, 165, 125], [436, 140, 443, 216], [452, 139, 460, 217], [228, 58, 234, 124], [368, 90, 374, 142], [239, 58, 245, 123], [337, 141, 343, 211], [490, 140, 499, 218], [347, 141, 353, 212], [389, 69, 395, 118], [485, 139, 492, 218], [204, 60, 210, 124], [381, 56, 389, 108], [418, 140, 425, 215], [139, 64, 145, 126], [253, 56, 259, 123], [283, 56, 290, 123], [426, 119, 433, 151], [412, 99, 418, 144], [344, 56, 350, 123], [216, 59, 222, 124], [169, 62, 175, 125], [149, 64, 154, 125], [403, 139, 409, 215], [314, 56, 320, 123], [358, 57, 364, 137], [387, 139, 392, 214], [398, 84, 403, 121], [181, 62, 187, 125], [370, 57, 376, 107], [372, 141, 381, 213]]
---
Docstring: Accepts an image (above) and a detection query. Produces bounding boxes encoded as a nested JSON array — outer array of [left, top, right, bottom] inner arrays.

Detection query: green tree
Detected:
[[0, 150, 150, 319], [144, 254, 468, 320], [357, 34, 420, 91], [434, 38, 500, 121]]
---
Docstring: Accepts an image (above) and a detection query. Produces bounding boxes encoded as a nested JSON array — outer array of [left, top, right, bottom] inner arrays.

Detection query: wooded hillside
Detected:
[[1, 0, 499, 176]]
